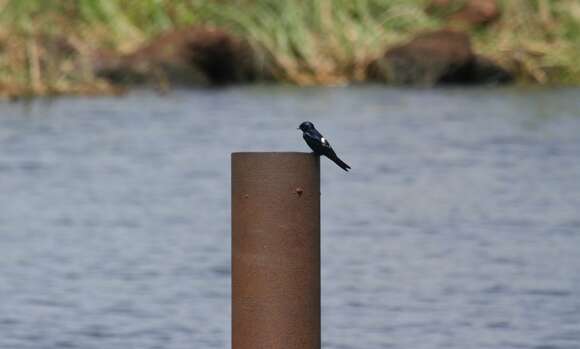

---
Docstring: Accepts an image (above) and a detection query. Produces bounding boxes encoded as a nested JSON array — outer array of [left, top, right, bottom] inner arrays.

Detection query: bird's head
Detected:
[[298, 121, 315, 132]]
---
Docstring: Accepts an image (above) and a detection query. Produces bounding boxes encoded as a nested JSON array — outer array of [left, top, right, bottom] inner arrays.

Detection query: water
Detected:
[[0, 86, 579, 349]]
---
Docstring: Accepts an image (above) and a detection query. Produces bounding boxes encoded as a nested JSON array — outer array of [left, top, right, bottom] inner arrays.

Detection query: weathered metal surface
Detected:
[[232, 152, 321, 349]]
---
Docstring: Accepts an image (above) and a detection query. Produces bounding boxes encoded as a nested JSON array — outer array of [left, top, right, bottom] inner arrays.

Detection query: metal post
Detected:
[[232, 152, 321, 349]]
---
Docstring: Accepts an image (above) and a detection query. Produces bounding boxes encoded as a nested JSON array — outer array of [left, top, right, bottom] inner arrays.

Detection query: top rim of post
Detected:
[[231, 152, 313, 156]]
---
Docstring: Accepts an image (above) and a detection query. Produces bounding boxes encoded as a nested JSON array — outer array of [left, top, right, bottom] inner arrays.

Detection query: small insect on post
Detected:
[[231, 152, 321, 349]]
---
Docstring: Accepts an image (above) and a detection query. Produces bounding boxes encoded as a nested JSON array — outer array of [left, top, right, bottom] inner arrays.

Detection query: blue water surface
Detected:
[[0, 86, 579, 349]]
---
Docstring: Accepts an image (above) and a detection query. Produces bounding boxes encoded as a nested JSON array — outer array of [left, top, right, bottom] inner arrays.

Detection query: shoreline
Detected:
[[0, 0, 578, 98]]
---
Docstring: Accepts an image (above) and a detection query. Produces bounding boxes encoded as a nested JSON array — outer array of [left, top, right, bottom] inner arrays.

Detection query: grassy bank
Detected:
[[0, 0, 579, 96]]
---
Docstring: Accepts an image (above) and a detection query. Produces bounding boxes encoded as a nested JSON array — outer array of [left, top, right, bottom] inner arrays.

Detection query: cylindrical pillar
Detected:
[[232, 152, 320, 349]]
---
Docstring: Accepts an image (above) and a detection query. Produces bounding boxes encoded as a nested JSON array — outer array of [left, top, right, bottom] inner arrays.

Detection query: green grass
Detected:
[[0, 0, 578, 96]]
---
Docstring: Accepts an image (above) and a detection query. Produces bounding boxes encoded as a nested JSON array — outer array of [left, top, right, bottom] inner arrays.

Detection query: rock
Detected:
[[95, 26, 269, 86], [426, 0, 500, 27], [368, 30, 472, 85], [468, 55, 513, 84], [366, 29, 512, 85]]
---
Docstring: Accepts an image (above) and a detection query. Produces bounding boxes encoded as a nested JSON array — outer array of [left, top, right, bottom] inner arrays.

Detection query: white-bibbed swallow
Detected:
[[298, 121, 351, 171]]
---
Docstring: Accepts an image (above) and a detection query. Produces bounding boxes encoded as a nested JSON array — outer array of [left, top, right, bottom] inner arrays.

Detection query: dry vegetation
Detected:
[[0, 0, 578, 97]]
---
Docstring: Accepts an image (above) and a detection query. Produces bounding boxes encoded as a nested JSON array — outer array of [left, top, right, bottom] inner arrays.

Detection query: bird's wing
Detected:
[[320, 136, 331, 148]]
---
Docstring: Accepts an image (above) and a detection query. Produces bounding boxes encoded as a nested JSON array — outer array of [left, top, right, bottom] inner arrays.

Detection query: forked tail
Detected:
[[329, 155, 351, 171]]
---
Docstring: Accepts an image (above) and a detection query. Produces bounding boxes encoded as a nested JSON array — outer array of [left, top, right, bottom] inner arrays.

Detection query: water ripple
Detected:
[[1, 87, 579, 349]]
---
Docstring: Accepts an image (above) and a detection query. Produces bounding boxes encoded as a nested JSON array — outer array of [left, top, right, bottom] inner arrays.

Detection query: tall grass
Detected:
[[476, 0, 580, 84], [0, 0, 578, 96], [194, 0, 437, 84]]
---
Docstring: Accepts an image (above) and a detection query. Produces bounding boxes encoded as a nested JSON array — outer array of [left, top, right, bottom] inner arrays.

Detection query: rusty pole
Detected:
[[231, 152, 321, 349]]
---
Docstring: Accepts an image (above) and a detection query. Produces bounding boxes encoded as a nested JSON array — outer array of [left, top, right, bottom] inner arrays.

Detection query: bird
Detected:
[[298, 121, 351, 171]]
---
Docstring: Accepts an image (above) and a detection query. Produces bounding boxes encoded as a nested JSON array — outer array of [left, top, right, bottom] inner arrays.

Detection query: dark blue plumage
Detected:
[[298, 121, 350, 171]]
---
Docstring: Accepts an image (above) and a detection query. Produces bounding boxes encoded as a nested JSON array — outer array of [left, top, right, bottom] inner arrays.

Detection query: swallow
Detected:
[[298, 121, 351, 171]]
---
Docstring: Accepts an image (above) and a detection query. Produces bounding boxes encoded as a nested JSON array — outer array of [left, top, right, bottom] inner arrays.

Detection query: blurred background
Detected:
[[1, 1, 580, 349], [0, 0, 579, 96]]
